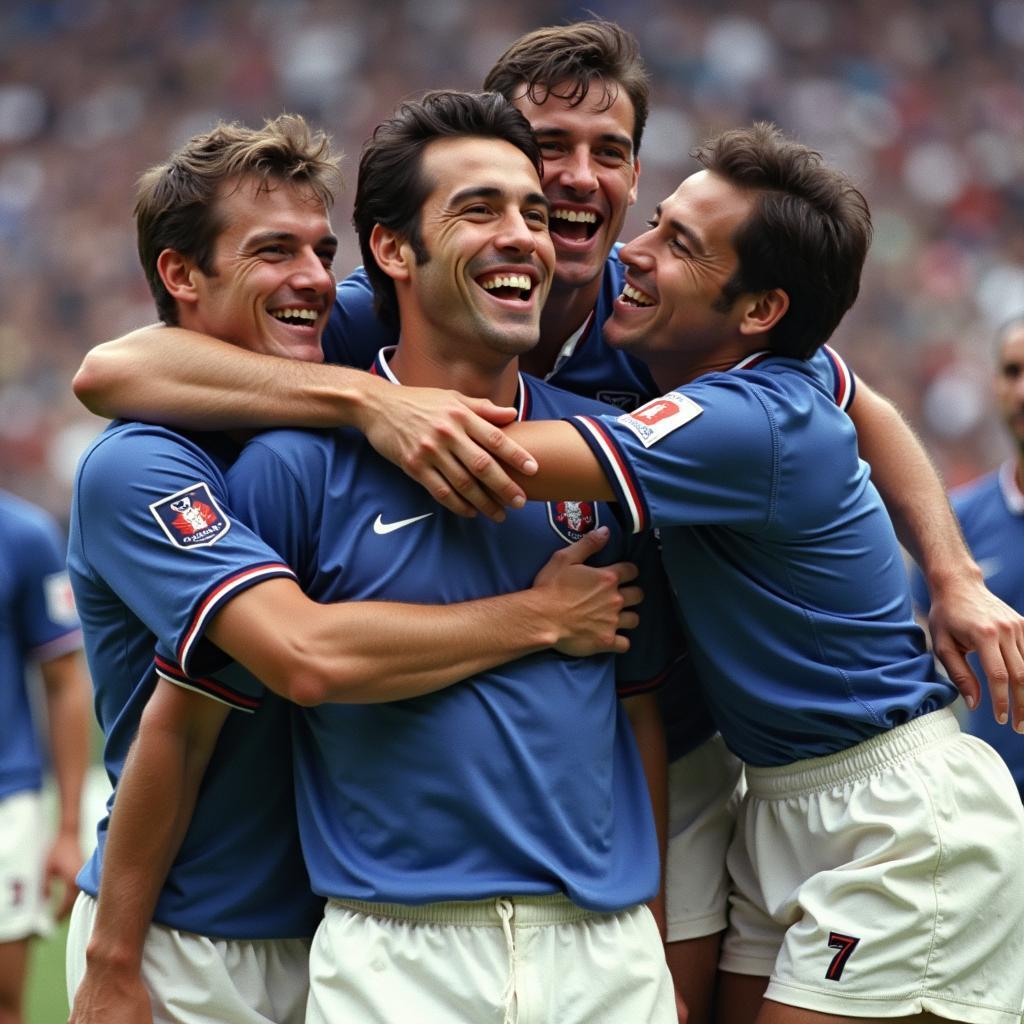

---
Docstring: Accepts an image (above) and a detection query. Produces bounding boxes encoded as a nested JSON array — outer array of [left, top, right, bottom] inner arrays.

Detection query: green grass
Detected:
[[27, 919, 69, 1024]]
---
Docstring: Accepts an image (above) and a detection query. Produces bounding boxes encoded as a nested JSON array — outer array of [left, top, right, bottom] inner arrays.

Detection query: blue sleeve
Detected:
[[614, 531, 687, 695], [12, 511, 81, 659], [909, 562, 931, 616], [72, 428, 296, 686], [321, 267, 400, 369], [568, 380, 776, 535]]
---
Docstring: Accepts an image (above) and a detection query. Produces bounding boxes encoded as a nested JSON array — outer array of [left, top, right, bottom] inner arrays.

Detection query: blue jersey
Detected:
[[569, 352, 955, 767], [322, 255, 855, 762], [0, 492, 82, 801], [911, 462, 1024, 798], [67, 422, 324, 939], [226, 351, 684, 913]]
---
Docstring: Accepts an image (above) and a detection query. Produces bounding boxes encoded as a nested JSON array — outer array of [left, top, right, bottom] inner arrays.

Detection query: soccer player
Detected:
[[0, 491, 89, 1024], [502, 123, 1024, 1024], [912, 314, 1024, 801], [65, 115, 642, 1024], [225, 90, 681, 1024]]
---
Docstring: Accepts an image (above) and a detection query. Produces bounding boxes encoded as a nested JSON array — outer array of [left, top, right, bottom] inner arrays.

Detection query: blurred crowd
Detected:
[[2, 0, 1023, 525]]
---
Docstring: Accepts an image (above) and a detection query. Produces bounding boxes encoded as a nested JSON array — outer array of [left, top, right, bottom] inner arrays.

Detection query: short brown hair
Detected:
[[135, 114, 342, 324], [696, 123, 872, 359], [483, 20, 649, 156]]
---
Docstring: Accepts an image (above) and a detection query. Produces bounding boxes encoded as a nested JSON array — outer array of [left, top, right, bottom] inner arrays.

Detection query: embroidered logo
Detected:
[[547, 500, 600, 544], [595, 389, 641, 411], [149, 483, 231, 549], [618, 391, 702, 448], [825, 931, 861, 981], [372, 513, 434, 535]]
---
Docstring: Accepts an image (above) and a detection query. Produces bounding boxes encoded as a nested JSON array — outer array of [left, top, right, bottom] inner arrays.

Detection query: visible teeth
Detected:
[[481, 274, 533, 292], [622, 284, 654, 307], [270, 308, 318, 322], [552, 209, 597, 224]]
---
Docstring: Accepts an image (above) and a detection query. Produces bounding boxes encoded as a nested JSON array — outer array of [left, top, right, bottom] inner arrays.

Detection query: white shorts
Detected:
[[720, 708, 1024, 1023], [307, 893, 676, 1024], [664, 733, 744, 942], [66, 892, 311, 1024], [0, 790, 50, 943]]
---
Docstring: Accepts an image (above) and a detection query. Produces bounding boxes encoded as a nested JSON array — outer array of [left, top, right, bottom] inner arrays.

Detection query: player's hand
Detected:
[[69, 965, 152, 1024], [44, 828, 83, 920], [927, 574, 1024, 730], [532, 527, 642, 657], [358, 381, 538, 522]]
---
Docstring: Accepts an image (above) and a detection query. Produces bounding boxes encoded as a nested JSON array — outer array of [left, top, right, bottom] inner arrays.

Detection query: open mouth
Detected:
[[477, 272, 535, 303], [550, 208, 601, 243], [269, 307, 320, 327], [619, 283, 655, 307]]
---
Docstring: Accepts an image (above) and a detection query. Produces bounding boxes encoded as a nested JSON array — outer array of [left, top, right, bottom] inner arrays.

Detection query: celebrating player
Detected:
[[65, 114, 643, 1024], [502, 123, 1024, 1024]]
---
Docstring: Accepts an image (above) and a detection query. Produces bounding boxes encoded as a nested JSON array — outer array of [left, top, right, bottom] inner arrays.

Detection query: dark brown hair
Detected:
[[135, 114, 342, 324], [483, 20, 649, 155], [696, 122, 872, 359]]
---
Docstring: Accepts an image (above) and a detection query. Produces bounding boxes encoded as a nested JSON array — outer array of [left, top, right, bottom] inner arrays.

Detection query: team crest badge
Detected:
[[149, 482, 231, 549], [547, 500, 600, 544], [618, 391, 703, 447]]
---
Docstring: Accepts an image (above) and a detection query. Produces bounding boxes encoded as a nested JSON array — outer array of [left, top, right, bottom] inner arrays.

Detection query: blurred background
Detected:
[[2, 0, 1024, 527]]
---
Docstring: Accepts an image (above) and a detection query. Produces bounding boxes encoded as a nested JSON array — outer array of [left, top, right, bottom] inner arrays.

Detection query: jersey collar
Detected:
[[370, 346, 530, 421], [730, 350, 774, 370], [999, 460, 1024, 515], [546, 309, 596, 381]]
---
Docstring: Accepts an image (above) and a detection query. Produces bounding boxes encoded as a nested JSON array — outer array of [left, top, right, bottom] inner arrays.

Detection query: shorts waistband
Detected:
[[744, 707, 961, 798], [329, 893, 606, 927]]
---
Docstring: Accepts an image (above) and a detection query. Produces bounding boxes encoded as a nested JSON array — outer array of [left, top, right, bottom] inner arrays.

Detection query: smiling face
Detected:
[[176, 176, 337, 363], [604, 170, 760, 382], [511, 81, 638, 301], [996, 322, 1024, 456], [389, 135, 555, 360]]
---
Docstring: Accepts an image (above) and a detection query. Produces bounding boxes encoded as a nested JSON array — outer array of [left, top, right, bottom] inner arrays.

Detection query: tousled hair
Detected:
[[483, 20, 649, 155], [353, 90, 541, 324], [135, 114, 342, 324], [695, 122, 872, 359]]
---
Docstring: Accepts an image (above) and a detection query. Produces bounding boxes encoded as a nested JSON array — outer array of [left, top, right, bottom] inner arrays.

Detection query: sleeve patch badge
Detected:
[[618, 391, 703, 447], [547, 500, 601, 544], [43, 571, 79, 626], [149, 482, 231, 549]]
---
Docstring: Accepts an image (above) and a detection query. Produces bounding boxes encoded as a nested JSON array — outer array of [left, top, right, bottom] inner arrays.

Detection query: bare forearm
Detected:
[[41, 653, 90, 836]]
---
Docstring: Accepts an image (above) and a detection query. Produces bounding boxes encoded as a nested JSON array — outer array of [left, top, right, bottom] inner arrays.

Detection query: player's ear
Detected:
[[738, 288, 789, 337], [157, 249, 201, 307], [370, 223, 412, 283]]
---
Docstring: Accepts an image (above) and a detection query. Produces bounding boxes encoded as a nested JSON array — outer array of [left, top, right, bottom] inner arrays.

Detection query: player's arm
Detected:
[[849, 379, 1024, 728], [73, 326, 537, 521], [205, 527, 641, 705], [504, 420, 615, 500], [68, 682, 227, 1024], [38, 649, 91, 921]]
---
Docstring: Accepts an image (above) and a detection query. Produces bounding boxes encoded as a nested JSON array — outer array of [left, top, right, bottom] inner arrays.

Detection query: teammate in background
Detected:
[[912, 314, 1024, 801], [226, 90, 680, 1024], [502, 123, 1024, 1024], [66, 115, 639, 1024], [0, 490, 90, 1024], [69, 20, 1024, 1021]]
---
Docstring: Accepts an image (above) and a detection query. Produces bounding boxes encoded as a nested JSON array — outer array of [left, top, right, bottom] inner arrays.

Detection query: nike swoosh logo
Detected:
[[373, 513, 434, 535]]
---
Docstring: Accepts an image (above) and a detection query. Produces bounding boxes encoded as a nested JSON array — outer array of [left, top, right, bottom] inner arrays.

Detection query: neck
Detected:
[[645, 341, 767, 393], [519, 276, 601, 378], [387, 337, 520, 407]]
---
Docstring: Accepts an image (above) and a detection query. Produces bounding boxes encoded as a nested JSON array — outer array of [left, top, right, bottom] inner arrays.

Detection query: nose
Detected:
[[558, 145, 599, 196], [496, 210, 537, 255], [291, 247, 335, 295], [618, 231, 654, 270]]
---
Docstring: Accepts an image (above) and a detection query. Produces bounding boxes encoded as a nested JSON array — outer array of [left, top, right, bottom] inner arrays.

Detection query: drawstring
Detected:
[[496, 898, 517, 1024]]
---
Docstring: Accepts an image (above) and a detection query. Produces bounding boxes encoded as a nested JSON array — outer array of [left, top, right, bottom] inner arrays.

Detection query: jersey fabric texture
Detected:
[[911, 461, 1024, 798], [568, 352, 956, 767], [0, 490, 82, 801], [67, 421, 323, 939], [226, 352, 683, 912]]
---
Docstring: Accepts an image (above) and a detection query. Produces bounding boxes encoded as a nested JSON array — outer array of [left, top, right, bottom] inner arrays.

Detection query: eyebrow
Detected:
[[655, 203, 706, 257], [449, 186, 551, 213], [245, 230, 338, 249]]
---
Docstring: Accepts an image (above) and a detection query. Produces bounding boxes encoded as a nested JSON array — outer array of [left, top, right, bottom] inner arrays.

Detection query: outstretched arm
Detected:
[[73, 327, 538, 522], [207, 526, 639, 705], [39, 650, 90, 922], [68, 683, 228, 1024], [849, 380, 1024, 729]]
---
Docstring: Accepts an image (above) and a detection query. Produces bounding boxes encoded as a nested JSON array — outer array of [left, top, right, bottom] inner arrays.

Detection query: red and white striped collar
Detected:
[[730, 350, 774, 371], [998, 460, 1024, 516], [370, 346, 529, 421]]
